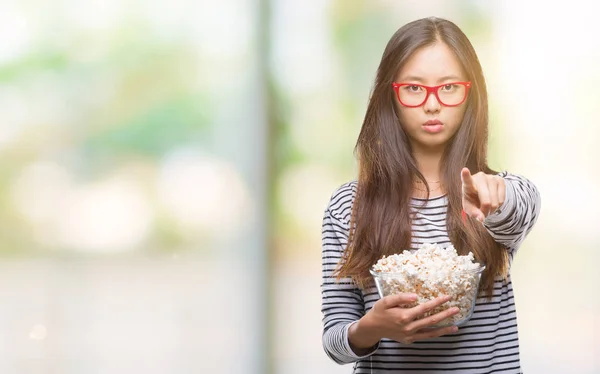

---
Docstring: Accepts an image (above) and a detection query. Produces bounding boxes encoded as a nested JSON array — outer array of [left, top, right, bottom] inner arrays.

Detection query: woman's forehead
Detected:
[[396, 43, 465, 83]]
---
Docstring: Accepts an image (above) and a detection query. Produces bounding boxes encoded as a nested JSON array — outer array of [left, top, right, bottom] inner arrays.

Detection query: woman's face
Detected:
[[394, 42, 468, 154]]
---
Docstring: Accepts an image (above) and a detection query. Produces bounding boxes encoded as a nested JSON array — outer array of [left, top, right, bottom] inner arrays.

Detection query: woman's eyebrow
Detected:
[[436, 75, 462, 82], [397, 75, 462, 83], [397, 75, 425, 82]]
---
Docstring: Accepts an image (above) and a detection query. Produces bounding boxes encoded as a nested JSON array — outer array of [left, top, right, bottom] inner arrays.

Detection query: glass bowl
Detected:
[[369, 264, 485, 327]]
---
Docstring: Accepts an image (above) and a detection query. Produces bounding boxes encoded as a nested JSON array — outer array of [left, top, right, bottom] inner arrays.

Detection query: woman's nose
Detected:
[[423, 91, 441, 113]]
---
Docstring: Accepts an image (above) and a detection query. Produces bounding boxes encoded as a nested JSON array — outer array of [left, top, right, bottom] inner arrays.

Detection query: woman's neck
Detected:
[[411, 148, 445, 198], [413, 149, 443, 182]]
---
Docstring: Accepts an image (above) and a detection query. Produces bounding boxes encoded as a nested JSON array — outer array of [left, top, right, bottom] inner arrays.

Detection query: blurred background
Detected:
[[0, 0, 598, 373]]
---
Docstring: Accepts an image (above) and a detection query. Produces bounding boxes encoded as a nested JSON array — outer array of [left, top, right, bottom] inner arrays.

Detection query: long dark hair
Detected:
[[336, 17, 507, 298]]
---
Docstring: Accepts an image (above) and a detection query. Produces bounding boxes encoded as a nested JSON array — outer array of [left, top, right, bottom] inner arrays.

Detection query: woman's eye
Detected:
[[442, 84, 455, 91], [407, 85, 421, 92]]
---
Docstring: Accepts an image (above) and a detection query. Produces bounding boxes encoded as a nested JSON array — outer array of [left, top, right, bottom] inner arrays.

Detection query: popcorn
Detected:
[[371, 243, 483, 326]]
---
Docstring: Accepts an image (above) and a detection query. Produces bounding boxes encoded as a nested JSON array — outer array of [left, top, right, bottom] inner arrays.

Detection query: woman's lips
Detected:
[[423, 120, 443, 133]]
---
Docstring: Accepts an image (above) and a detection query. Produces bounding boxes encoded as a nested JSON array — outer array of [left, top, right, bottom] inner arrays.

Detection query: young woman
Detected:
[[321, 17, 541, 373]]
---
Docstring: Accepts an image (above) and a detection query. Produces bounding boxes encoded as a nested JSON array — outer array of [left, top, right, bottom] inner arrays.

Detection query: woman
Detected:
[[321, 17, 541, 373]]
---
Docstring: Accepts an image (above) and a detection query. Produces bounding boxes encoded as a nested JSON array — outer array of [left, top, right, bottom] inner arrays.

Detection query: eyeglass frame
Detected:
[[392, 81, 472, 108]]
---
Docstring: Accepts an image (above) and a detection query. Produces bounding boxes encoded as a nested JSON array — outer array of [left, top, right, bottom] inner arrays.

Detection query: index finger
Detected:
[[461, 167, 477, 192], [405, 295, 451, 320], [380, 293, 418, 309]]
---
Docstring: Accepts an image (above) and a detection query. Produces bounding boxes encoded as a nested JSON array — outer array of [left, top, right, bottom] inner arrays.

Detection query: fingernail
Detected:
[[451, 326, 459, 332]]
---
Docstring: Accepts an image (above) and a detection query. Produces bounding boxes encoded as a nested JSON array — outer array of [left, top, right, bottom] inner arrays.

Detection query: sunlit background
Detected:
[[0, 0, 598, 373]]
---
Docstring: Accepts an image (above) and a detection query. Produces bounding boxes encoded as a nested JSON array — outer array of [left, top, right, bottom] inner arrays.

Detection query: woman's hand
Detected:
[[461, 167, 506, 222], [349, 293, 459, 349]]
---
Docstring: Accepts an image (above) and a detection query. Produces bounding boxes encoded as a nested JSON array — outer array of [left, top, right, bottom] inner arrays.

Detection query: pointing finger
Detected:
[[461, 168, 476, 193]]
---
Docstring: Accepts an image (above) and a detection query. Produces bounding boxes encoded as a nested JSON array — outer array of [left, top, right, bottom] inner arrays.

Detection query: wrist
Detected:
[[348, 313, 381, 350]]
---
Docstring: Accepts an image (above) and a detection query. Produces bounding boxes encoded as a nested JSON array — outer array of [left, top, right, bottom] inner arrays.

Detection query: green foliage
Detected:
[[82, 95, 210, 160]]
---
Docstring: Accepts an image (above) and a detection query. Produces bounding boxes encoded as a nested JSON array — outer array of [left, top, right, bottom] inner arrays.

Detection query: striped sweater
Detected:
[[321, 172, 541, 373]]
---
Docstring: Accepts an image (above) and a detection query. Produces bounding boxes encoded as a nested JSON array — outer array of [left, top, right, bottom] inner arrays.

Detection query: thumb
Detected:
[[381, 293, 418, 309], [465, 207, 486, 223]]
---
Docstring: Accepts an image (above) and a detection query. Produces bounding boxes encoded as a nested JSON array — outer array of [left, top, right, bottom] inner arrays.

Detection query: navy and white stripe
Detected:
[[321, 172, 541, 373]]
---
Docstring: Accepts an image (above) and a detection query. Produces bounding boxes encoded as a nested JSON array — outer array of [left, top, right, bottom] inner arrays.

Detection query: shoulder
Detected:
[[325, 180, 357, 224]]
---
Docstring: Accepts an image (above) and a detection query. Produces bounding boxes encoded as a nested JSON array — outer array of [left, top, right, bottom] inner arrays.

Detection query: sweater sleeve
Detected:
[[321, 195, 379, 364], [483, 171, 541, 251]]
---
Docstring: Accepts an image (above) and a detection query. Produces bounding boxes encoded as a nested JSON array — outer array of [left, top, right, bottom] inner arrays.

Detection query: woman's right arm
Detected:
[[321, 206, 378, 364], [321, 194, 458, 364]]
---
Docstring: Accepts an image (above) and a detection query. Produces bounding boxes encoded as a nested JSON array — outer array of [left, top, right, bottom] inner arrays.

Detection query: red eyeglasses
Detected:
[[392, 81, 471, 107]]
